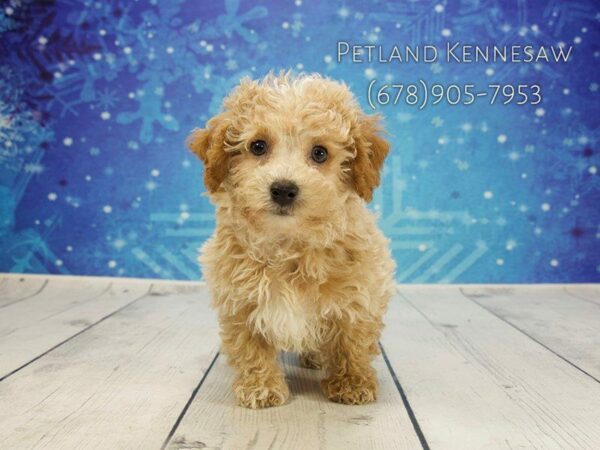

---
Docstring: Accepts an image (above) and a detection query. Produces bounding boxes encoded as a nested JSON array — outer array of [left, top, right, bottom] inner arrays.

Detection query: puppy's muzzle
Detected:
[[270, 180, 299, 207]]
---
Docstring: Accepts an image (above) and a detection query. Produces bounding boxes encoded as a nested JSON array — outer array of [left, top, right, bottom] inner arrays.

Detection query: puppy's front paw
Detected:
[[321, 372, 378, 405], [233, 373, 289, 409]]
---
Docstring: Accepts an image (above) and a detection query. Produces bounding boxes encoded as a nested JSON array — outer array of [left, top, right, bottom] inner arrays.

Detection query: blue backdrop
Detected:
[[1, 0, 599, 283]]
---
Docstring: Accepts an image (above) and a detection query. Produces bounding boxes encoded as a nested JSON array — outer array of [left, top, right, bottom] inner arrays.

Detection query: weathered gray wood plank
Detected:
[[0, 278, 148, 379], [2, 276, 598, 449], [0, 283, 220, 449], [462, 285, 600, 381], [166, 352, 422, 450], [565, 285, 600, 306], [0, 275, 48, 308], [382, 286, 600, 449]]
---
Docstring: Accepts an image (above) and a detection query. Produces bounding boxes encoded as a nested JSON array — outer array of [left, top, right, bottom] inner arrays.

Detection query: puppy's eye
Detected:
[[311, 145, 328, 164], [250, 140, 267, 156]]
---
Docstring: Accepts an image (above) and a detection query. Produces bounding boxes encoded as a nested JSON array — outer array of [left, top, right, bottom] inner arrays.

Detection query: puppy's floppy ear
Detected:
[[187, 113, 230, 193], [351, 114, 390, 202]]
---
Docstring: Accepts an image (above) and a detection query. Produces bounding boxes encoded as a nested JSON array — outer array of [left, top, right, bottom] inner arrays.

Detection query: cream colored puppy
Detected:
[[188, 73, 395, 409]]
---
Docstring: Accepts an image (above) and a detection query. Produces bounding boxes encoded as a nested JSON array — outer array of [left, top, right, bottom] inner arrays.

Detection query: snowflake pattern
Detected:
[[0, 0, 598, 282]]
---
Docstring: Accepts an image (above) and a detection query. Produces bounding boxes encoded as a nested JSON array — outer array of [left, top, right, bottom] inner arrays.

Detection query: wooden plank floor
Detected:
[[0, 275, 598, 449]]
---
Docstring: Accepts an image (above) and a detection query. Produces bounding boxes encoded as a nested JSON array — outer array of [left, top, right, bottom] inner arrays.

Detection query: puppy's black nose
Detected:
[[270, 180, 299, 207]]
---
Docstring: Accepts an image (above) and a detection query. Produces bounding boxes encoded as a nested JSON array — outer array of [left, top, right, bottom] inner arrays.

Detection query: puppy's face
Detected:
[[188, 74, 389, 242]]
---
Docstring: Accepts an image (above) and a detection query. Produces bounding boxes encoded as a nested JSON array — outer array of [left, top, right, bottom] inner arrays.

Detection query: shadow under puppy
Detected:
[[188, 73, 395, 409]]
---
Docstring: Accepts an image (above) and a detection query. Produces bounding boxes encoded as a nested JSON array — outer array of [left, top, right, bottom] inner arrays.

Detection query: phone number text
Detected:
[[367, 79, 542, 110]]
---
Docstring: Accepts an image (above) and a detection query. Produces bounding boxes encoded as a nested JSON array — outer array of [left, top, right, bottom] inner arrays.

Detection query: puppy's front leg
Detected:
[[220, 313, 289, 409], [321, 314, 380, 405]]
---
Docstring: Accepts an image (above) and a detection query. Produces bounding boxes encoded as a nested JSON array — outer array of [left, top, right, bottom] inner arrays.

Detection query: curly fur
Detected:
[[188, 73, 395, 408]]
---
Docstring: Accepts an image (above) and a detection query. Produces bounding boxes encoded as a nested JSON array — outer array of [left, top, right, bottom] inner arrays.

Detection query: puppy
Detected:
[[188, 73, 395, 409]]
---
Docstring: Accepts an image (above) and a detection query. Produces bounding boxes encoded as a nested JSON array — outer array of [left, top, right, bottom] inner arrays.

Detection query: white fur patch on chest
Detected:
[[247, 279, 319, 352]]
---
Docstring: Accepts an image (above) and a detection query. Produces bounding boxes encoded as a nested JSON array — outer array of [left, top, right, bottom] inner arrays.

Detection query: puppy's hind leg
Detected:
[[220, 311, 289, 409], [299, 351, 323, 370]]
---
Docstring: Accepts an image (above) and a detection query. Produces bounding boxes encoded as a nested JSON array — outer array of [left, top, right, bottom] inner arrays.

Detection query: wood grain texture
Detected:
[[382, 286, 600, 449], [0, 275, 48, 308], [565, 285, 600, 306], [2, 275, 599, 450], [0, 278, 148, 379], [0, 283, 220, 449], [462, 285, 600, 381], [165, 352, 422, 450]]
